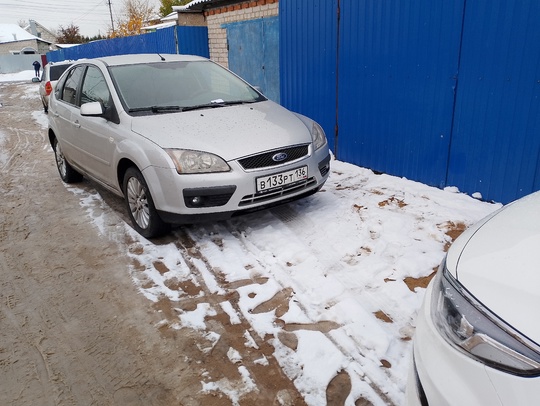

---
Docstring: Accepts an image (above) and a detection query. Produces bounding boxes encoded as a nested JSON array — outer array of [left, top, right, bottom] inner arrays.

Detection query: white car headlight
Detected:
[[166, 149, 230, 174], [311, 121, 327, 151], [431, 260, 540, 376]]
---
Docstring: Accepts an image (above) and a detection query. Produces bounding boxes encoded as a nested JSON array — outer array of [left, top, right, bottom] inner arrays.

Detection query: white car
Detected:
[[47, 54, 331, 237], [408, 191, 540, 405], [39, 61, 73, 113]]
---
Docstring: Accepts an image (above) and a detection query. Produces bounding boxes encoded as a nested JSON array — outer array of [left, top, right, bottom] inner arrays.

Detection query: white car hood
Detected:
[[450, 191, 540, 343], [129, 100, 312, 161]]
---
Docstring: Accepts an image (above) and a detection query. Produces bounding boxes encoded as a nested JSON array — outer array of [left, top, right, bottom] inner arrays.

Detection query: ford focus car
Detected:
[[47, 54, 331, 237], [407, 191, 540, 405]]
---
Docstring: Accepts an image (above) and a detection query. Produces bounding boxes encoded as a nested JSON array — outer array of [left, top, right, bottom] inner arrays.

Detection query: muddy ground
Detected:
[[0, 82, 360, 406], [0, 82, 320, 406], [0, 80, 473, 406]]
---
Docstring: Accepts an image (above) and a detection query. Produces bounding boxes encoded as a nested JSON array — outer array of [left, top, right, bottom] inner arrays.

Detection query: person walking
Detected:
[[32, 60, 41, 78]]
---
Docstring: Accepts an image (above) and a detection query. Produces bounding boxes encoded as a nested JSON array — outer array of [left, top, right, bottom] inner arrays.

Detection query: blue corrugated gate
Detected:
[[338, 0, 464, 189], [280, 0, 338, 152], [448, 1, 540, 201], [280, 0, 540, 203], [225, 16, 280, 103]]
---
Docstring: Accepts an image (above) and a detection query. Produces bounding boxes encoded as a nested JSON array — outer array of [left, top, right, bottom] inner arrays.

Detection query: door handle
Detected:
[[73, 120, 81, 128]]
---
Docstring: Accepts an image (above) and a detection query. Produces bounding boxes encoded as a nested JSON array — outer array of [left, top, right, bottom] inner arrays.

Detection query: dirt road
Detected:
[[0, 83, 307, 405], [1, 81, 488, 406]]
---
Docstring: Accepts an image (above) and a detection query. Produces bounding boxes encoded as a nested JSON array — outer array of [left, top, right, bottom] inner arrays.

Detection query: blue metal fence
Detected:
[[448, 0, 540, 202], [338, 0, 464, 189], [280, 0, 338, 152], [176, 26, 210, 57], [280, 0, 540, 203], [46, 26, 209, 63]]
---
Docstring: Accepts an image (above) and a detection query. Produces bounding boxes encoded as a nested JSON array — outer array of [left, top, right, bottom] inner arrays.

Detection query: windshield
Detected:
[[108, 60, 265, 114]]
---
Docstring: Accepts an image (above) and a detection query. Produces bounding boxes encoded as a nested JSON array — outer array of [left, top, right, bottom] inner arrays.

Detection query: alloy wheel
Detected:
[[126, 177, 150, 229]]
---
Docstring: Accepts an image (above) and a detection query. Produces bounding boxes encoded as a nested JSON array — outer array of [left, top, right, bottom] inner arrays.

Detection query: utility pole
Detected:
[[107, 0, 115, 34]]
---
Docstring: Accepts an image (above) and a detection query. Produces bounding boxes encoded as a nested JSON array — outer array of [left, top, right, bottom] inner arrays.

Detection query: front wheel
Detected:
[[123, 167, 170, 238], [53, 138, 82, 183]]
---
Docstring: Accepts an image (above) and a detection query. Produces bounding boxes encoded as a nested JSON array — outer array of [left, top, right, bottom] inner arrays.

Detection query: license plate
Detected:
[[256, 166, 308, 193]]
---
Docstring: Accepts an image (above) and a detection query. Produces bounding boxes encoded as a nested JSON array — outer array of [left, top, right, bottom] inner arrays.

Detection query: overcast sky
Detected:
[[0, 0, 162, 37]]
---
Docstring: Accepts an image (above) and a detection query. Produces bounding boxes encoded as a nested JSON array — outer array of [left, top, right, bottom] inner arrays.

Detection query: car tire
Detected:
[[53, 138, 82, 183], [123, 167, 170, 238]]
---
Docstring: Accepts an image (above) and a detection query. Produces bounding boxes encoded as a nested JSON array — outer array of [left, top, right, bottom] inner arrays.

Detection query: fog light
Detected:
[[183, 185, 236, 208], [191, 196, 203, 206]]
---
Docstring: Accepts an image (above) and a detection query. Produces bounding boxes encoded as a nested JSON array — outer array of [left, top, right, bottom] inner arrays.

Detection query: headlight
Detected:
[[166, 149, 230, 174], [431, 260, 540, 376], [311, 121, 327, 151]]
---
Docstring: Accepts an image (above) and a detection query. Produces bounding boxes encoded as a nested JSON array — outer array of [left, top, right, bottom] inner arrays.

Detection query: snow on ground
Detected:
[[0, 70, 36, 83], [27, 92, 501, 405]]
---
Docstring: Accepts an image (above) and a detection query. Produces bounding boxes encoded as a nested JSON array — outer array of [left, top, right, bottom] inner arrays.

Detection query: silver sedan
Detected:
[[48, 54, 331, 237]]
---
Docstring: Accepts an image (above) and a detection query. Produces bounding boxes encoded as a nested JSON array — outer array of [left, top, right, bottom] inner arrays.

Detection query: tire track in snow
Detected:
[[137, 227, 308, 405], [211, 209, 400, 406]]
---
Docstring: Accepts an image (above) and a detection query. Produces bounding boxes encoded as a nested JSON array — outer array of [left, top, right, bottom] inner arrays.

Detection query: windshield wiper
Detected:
[[181, 100, 257, 112], [128, 105, 181, 113]]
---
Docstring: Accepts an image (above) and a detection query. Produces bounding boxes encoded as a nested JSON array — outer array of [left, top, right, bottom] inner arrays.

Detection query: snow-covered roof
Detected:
[[141, 21, 176, 31], [55, 43, 81, 49], [0, 24, 42, 44], [172, 0, 214, 12], [161, 11, 180, 22]]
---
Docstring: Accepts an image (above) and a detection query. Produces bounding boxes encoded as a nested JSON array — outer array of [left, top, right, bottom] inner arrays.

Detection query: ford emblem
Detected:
[[272, 152, 288, 162]]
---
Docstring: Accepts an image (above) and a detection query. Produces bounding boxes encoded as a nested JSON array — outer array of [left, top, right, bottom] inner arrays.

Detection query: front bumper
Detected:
[[144, 148, 331, 225]]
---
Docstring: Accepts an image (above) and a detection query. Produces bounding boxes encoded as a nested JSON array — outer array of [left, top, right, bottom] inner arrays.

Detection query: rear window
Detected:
[[49, 64, 72, 81]]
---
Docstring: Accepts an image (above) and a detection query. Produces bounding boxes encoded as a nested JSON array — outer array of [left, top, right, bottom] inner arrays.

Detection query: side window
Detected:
[[54, 70, 68, 99], [60, 66, 85, 106], [81, 66, 112, 108]]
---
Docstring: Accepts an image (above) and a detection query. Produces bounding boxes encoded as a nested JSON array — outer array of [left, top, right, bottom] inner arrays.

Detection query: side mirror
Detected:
[[81, 101, 120, 124], [80, 101, 104, 116]]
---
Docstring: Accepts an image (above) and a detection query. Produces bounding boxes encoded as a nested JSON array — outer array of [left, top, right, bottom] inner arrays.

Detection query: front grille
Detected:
[[238, 145, 310, 170], [239, 177, 317, 206]]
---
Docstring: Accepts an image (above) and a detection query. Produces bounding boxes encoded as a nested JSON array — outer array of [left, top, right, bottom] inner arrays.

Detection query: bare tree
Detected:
[[57, 24, 84, 44]]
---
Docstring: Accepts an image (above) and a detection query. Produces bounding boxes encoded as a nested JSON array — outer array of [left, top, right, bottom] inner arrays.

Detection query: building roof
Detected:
[[0, 23, 51, 44], [173, 0, 238, 12], [24, 20, 56, 41], [141, 21, 176, 31]]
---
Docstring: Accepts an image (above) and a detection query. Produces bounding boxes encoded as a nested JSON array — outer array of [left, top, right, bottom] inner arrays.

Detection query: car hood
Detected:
[[129, 101, 313, 161], [448, 191, 540, 343]]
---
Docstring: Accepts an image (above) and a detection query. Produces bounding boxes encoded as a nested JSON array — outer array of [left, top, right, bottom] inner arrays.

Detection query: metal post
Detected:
[[108, 0, 115, 34]]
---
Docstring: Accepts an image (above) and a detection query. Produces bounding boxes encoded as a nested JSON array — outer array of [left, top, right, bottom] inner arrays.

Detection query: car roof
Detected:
[[45, 60, 73, 67], [80, 53, 208, 67]]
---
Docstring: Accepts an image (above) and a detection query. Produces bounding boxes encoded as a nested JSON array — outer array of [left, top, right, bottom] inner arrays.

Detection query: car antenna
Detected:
[[157, 53, 166, 61]]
